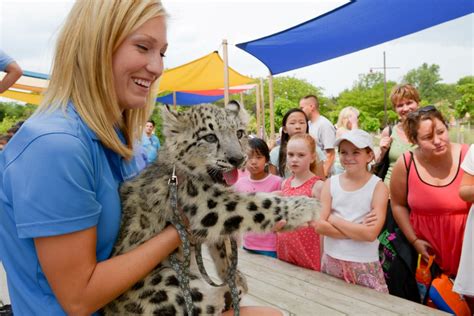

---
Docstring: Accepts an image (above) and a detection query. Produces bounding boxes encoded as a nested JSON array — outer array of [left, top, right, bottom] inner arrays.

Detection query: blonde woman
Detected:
[[335, 106, 359, 138], [0, 2, 280, 316], [333, 106, 360, 174]]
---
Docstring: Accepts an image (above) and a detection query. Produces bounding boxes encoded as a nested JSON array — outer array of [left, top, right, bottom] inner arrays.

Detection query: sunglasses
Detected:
[[407, 105, 437, 119]]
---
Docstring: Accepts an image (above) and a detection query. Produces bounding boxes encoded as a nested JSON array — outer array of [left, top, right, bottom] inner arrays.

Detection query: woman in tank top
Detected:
[[390, 106, 470, 277], [377, 84, 419, 186]]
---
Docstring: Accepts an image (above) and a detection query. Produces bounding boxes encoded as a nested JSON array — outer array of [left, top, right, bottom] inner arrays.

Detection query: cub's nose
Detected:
[[228, 155, 245, 168]]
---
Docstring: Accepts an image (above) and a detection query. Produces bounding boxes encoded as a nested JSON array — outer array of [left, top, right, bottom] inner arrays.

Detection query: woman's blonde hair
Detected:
[[287, 133, 319, 175], [37, 0, 166, 159], [336, 106, 359, 130]]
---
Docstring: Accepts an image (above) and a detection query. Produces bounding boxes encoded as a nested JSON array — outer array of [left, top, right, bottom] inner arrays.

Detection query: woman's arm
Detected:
[[0, 61, 23, 93], [314, 179, 348, 239], [327, 181, 388, 242], [459, 172, 474, 203], [390, 155, 432, 260], [35, 225, 181, 315]]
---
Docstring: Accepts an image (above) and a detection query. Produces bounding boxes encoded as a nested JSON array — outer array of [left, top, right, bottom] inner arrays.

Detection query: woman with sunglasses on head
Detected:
[[390, 105, 470, 279]]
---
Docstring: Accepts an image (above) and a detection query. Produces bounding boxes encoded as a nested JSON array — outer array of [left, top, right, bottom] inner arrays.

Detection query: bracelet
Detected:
[[411, 238, 419, 245]]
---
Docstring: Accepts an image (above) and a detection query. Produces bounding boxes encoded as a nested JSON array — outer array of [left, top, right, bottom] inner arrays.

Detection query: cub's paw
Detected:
[[284, 197, 321, 229]]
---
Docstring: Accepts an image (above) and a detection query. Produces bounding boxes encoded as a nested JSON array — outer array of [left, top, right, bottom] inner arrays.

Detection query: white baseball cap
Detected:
[[334, 129, 374, 152]]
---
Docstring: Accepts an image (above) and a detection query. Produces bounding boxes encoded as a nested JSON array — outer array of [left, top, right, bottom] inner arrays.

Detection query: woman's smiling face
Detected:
[[112, 16, 168, 110]]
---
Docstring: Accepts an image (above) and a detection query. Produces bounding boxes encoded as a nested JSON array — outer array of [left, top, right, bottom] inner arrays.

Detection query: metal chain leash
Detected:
[[168, 166, 194, 316], [167, 165, 241, 316]]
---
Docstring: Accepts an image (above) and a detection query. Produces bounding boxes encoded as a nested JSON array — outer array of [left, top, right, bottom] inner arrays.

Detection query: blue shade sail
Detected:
[[156, 92, 224, 106], [236, 0, 473, 75]]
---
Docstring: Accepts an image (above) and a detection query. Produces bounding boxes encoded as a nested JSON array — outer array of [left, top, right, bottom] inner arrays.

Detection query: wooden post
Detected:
[[173, 91, 177, 110], [260, 78, 265, 140], [268, 73, 275, 141], [222, 39, 230, 105], [255, 84, 261, 138], [239, 92, 245, 108]]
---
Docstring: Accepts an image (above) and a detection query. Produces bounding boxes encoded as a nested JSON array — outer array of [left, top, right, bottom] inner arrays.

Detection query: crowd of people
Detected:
[[0, 0, 471, 314], [237, 89, 472, 312]]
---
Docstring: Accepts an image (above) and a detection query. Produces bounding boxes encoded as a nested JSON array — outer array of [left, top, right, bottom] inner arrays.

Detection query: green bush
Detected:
[[0, 116, 18, 134]]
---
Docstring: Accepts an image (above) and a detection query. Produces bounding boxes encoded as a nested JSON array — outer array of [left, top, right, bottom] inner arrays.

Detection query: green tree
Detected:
[[354, 71, 384, 90], [266, 97, 298, 134], [454, 76, 474, 120], [224, 76, 323, 135], [333, 72, 398, 131], [403, 63, 442, 102], [0, 102, 36, 133], [149, 104, 165, 142]]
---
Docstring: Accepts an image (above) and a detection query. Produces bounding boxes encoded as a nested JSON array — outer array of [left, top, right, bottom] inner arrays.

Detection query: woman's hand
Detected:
[[413, 239, 433, 261], [379, 136, 392, 152], [348, 114, 359, 130]]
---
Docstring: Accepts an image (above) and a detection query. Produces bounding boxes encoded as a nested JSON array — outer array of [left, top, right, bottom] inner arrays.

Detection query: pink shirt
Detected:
[[233, 174, 282, 251]]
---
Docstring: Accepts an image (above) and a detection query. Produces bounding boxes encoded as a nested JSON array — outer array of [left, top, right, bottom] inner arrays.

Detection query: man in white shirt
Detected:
[[300, 94, 336, 178]]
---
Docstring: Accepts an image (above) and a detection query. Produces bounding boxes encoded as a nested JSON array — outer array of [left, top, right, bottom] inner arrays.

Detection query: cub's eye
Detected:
[[203, 134, 218, 143], [236, 129, 245, 139]]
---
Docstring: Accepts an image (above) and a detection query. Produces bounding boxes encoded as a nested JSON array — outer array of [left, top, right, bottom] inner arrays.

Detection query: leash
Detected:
[[195, 239, 240, 314], [167, 165, 241, 315], [168, 165, 194, 315]]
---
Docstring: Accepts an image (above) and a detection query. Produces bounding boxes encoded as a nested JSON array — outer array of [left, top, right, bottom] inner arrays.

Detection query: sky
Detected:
[[0, 0, 473, 97]]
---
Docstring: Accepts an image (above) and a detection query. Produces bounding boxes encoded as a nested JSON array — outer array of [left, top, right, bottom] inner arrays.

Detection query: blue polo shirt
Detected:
[[0, 104, 139, 315], [0, 49, 14, 71]]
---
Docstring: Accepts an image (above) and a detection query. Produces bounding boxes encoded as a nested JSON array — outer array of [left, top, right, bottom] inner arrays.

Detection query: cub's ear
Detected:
[[226, 100, 241, 114], [160, 105, 186, 139], [226, 100, 249, 126]]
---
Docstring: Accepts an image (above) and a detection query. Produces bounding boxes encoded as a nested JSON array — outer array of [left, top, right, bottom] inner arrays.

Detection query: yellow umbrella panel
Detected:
[[158, 51, 254, 92], [0, 72, 48, 105], [0, 90, 43, 105]]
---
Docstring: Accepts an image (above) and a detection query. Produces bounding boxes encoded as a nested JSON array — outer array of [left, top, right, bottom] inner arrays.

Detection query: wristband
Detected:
[[411, 238, 419, 245]]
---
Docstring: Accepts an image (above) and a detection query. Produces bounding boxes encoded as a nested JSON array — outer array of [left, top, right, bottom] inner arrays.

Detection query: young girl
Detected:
[[233, 138, 283, 258], [315, 129, 389, 293], [276, 133, 324, 270], [269, 108, 325, 178]]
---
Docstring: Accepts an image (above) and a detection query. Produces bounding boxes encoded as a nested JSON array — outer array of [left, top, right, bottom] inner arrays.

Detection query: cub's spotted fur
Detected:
[[103, 103, 320, 315]]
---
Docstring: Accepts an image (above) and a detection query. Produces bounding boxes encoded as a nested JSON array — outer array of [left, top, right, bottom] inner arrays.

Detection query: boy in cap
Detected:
[[314, 129, 389, 292]]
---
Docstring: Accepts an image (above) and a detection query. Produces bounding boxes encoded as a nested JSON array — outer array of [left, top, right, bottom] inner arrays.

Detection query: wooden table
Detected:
[[1, 250, 449, 315], [203, 248, 447, 316]]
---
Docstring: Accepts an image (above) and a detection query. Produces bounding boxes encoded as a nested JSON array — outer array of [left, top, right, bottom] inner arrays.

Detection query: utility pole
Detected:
[[370, 51, 399, 126]]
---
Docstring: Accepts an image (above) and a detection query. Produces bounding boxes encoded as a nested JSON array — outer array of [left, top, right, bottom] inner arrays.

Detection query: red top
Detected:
[[281, 175, 321, 197], [404, 144, 470, 276], [277, 175, 322, 271]]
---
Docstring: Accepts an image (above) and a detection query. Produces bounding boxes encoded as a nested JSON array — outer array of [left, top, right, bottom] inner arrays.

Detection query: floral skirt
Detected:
[[321, 253, 388, 293]]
